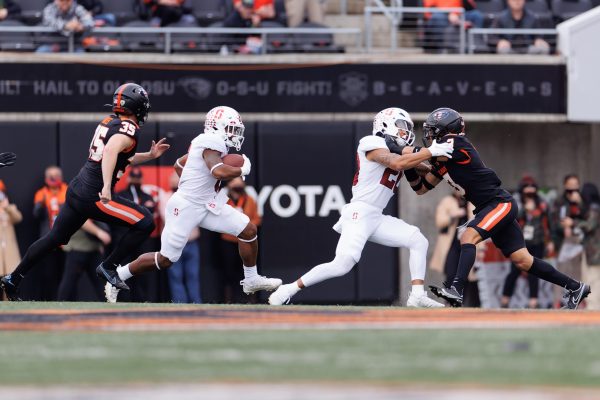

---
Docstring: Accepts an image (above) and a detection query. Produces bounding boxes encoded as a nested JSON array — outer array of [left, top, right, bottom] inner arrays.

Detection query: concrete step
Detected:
[[325, 14, 419, 49], [325, 0, 367, 15]]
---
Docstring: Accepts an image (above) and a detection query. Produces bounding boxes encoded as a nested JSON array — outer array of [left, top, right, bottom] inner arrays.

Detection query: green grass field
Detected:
[[1, 302, 599, 389]]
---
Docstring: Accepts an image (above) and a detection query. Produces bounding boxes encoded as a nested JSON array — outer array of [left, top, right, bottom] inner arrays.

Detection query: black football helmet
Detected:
[[109, 83, 151, 125], [422, 107, 465, 145]]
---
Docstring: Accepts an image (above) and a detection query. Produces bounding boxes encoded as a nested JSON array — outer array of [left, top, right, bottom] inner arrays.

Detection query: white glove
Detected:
[[240, 154, 252, 176], [427, 139, 454, 158]]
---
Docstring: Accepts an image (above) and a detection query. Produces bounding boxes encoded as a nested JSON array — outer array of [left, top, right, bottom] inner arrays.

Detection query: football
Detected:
[[222, 154, 244, 167]]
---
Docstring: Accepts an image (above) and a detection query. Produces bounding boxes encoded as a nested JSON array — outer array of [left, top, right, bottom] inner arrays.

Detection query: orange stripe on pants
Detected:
[[477, 202, 512, 231], [95, 201, 143, 225]]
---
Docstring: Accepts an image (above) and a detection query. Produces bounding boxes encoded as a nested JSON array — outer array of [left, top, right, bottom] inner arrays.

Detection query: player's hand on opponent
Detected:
[[0, 152, 16, 168], [427, 139, 454, 158], [99, 185, 112, 204], [240, 155, 252, 177], [149, 138, 171, 159]]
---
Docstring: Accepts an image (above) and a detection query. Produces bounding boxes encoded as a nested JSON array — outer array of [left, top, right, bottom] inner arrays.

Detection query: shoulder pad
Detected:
[[193, 134, 227, 153], [358, 135, 387, 153]]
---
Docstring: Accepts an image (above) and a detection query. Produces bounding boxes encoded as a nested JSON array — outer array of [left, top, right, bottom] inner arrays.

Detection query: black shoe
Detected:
[[562, 283, 591, 310], [1, 275, 22, 301], [96, 263, 130, 290], [429, 285, 463, 307]]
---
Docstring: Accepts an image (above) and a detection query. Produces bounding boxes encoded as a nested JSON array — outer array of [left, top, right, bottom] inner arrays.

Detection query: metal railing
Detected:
[[0, 25, 362, 54], [364, 6, 466, 53], [468, 28, 558, 54]]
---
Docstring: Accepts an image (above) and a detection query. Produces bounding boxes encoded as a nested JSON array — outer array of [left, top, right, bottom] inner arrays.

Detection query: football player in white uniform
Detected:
[[105, 106, 281, 302], [269, 108, 454, 307]]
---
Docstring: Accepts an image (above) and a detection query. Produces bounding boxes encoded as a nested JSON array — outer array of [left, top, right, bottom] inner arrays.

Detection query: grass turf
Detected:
[[1, 303, 599, 387]]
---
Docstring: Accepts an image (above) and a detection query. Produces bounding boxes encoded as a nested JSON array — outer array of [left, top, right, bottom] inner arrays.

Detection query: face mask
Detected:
[[46, 177, 63, 188]]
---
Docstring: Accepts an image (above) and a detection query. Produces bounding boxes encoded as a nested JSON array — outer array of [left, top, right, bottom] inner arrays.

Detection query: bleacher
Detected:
[[0, 0, 596, 53]]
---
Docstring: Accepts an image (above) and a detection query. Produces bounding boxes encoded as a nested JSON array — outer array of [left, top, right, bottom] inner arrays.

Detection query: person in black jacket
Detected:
[[77, 0, 116, 26], [0, 0, 21, 21], [492, 0, 550, 54]]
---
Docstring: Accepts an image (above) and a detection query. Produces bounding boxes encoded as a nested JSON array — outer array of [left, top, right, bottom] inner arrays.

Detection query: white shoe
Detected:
[[104, 282, 120, 303], [406, 292, 445, 308], [240, 275, 282, 295], [268, 285, 294, 305]]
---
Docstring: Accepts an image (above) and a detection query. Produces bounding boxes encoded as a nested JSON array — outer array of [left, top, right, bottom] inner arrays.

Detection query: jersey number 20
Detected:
[[380, 168, 401, 191]]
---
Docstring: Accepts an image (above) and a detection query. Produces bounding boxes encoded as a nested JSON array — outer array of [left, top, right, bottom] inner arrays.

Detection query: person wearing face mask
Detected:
[[158, 172, 201, 304], [0, 180, 22, 300], [501, 176, 553, 309], [27, 166, 69, 300], [219, 177, 261, 303]]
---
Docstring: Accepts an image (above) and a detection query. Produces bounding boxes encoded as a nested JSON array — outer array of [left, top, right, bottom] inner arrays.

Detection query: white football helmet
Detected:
[[372, 107, 415, 146], [204, 106, 245, 151]]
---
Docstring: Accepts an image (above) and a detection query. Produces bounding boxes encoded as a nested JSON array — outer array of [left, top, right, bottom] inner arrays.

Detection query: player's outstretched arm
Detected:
[[99, 135, 134, 203], [404, 166, 443, 195], [130, 138, 170, 165], [367, 148, 434, 172], [203, 149, 247, 181]]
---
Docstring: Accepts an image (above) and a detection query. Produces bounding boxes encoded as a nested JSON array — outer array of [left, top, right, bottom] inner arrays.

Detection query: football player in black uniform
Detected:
[[0, 83, 170, 301], [397, 107, 590, 309]]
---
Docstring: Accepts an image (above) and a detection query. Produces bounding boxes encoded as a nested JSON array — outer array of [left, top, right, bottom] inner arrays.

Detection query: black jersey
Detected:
[[70, 115, 140, 200], [434, 134, 512, 210]]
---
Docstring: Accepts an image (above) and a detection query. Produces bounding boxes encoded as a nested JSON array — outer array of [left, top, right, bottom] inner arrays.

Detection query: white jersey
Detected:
[[350, 135, 402, 211], [178, 133, 228, 205]]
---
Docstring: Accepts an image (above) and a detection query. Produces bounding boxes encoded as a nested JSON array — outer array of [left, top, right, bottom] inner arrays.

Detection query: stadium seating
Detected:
[[168, 20, 204, 53], [102, 0, 140, 25], [551, 0, 593, 21], [476, 0, 506, 24], [189, 0, 227, 26], [293, 22, 345, 53], [119, 20, 165, 52], [18, 0, 47, 25], [0, 20, 36, 51]]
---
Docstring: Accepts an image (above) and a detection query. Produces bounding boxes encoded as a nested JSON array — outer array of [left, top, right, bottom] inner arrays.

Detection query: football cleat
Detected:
[[240, 275, 282, 295], [268, 285, 294, 306], [0, 275, 21, 301], [104, 282, 120, 303], [562, 283, 591, 310], [429, 285, 463, 307], [406, 292, 445, 308], [96, 263, 130, 291]]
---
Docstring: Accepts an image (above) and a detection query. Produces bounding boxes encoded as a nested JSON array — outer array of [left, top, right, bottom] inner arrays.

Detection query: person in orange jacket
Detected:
[[220, 177, 261, 303]]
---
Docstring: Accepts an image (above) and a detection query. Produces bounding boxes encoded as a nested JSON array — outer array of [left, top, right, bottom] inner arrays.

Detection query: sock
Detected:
[[411, 284, 425, 296], [451, 243, 477, 294], [243, 266, 258, 280], [117, 264, 133, 281], [528, 257, 579, 291]]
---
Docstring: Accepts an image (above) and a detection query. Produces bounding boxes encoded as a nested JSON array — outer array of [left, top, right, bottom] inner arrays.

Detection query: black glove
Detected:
[[0, 152, 16, 168], [385, 135, 405, 155]]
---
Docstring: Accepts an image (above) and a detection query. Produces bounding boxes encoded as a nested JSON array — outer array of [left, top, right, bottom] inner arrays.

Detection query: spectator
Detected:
[[218, 177, 261, 303], [160, 173, 201, 304], [553, 174, 585, 304], [142, 0, 195, 27], [224, 0, 276, 28], [424, 0, 484, 50], [114, 167, 158, 302], [492, 0, 550, 54], [0, 180, 22, 297], [57, 220, 111, 301], [430, 189, 479, 306], [38, 0, 94, 53], [285, 0, 324, 27], [0, 0, 21, 21], [501, 176, 553, 309], [77, 0, 116, 26], [579, 183, 600, 310], [30, 166, 68, 300]]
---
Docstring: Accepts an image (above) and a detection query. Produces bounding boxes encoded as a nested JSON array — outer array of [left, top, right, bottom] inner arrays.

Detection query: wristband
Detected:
[[210, 162, 224, 175], [422, 178, 435, 190], [404, 168, 419, 182], [175, 158, 185, 169], [411, 146, 422, 153]]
